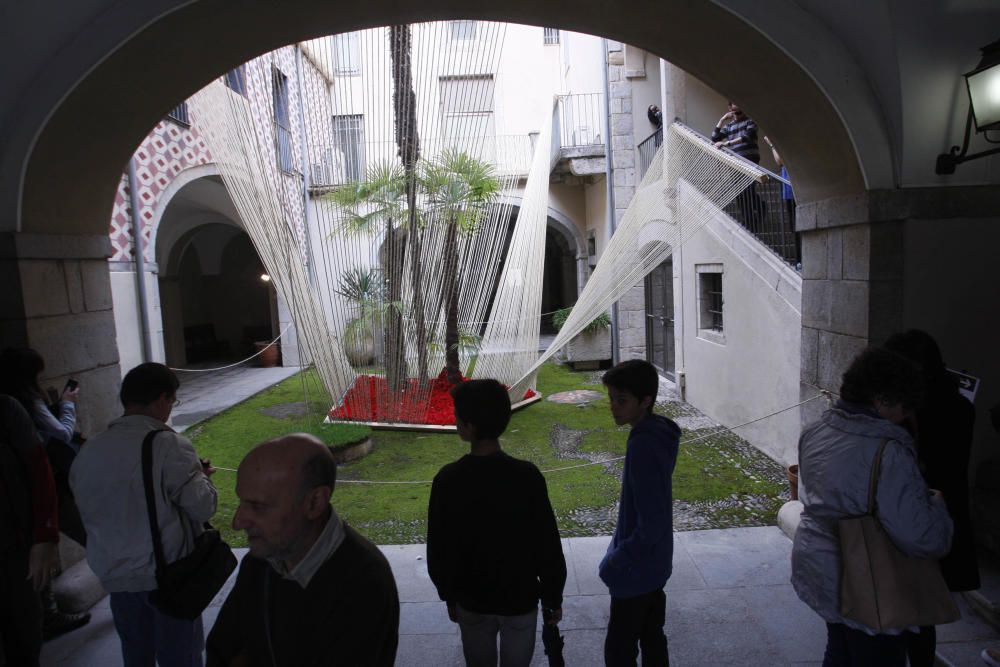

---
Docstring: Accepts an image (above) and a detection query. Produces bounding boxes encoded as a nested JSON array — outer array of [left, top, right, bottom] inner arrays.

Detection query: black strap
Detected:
[[866, 438, 891, 515], [141, 429, 171, 578]]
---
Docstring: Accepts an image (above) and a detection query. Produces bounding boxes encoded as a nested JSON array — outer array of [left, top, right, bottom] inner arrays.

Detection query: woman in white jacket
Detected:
[[792, 346, 953, 666]]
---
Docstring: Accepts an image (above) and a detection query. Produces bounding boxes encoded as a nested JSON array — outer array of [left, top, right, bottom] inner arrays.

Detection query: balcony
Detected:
[[550, 93, 606, 183]]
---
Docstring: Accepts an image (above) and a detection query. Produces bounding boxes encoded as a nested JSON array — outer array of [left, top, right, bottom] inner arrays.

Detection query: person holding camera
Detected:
[[70, 363, 218, 667], [0, 347, 90, 639]]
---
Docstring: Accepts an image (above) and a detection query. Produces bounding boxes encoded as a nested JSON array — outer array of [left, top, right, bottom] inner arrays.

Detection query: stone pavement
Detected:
[[170, 364, 300, 432], [39, 526, 1000, 666]]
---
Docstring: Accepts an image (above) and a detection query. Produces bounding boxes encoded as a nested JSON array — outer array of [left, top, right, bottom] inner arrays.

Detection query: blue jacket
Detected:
[[599, 413, 680, 598]]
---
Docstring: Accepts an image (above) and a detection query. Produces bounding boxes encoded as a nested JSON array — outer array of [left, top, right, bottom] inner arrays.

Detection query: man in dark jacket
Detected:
[[206, 434, 399, 666], [600, 360, 680, 666], [427, 379, 566, 666]]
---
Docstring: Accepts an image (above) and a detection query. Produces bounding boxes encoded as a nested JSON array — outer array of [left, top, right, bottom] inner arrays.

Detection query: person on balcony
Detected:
[[712, 102, 765, 228]]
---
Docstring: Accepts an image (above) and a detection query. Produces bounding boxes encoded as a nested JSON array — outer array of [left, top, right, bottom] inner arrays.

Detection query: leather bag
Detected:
[[838, 439, 960, 631], [141, 429, 236, 620]]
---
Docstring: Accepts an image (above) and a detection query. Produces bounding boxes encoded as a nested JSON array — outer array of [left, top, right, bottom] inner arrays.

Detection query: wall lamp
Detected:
[[936, 39, 1000, 175]]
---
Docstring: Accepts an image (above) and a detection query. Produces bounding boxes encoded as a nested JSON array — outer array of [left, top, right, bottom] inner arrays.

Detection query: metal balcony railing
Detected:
[[275, 122, 294, 173], [637, 127, 663, 180], [555, 94, 604, 148], [650, 122, 800, 267], [166, 102, 190, 127], [307, 135, 535, 190]]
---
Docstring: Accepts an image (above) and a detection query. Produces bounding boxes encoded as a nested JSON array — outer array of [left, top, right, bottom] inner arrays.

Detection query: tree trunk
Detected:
[[443, 218, 462, 384], [380, 226, 408, 394], [390, 24, 429, 383]]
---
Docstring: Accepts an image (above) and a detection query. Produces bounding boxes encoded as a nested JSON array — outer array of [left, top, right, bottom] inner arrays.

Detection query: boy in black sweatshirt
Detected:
[[427, 379, 566, 666]]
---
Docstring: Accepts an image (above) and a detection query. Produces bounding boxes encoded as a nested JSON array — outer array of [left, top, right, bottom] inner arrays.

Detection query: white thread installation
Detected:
[[207, 392, 829, 482], [189, 26, 782, 425], [506, 121, 763, 396], [193, 22, 539, 425]]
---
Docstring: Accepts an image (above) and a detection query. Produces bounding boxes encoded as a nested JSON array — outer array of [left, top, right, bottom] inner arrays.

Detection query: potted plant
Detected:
[[336, 267, 384, 367], [553, 307, 612, 370]]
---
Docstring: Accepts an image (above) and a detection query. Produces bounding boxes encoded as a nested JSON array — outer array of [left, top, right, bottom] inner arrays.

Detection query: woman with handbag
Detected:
[[791, 347, 955, 666]]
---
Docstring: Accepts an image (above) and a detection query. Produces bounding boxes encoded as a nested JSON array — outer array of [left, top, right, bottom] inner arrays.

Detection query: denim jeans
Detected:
[[109, 591, 204, 667], [456, 604, 537, 666], [822, 622, 906, 667], [604, 589, 668, 666]]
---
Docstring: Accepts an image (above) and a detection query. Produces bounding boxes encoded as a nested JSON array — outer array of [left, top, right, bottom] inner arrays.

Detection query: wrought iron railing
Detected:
[[555, 94, 604, 148], [664, 122, 800, 267], [166, 102, 190, 126], [275, 122, 294, 172], [637, 127, 663, 180], [307, 135, 534, 189]]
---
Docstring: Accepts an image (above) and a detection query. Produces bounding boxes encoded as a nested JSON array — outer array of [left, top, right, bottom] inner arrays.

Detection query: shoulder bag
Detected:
[[838, 439, 960, 631], [141, 429, 237, 620]]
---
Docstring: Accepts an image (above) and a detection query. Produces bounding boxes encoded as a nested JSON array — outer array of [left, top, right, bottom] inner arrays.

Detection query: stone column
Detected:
[[606, 42, 646, 361], [0, 233, 122, 434]]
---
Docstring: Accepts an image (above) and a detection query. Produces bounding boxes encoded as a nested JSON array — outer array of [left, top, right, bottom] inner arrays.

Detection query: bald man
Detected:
[[206, 434, 399, 667]]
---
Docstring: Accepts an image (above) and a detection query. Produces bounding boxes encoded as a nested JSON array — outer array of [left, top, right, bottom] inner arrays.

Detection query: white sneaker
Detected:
[[983, 647, 1000, 667]]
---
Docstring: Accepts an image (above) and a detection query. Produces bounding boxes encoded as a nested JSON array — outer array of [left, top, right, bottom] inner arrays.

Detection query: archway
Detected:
[[541, 223, 578, 334], [153, 176, 276, 368], [15, 1, 875, 242]]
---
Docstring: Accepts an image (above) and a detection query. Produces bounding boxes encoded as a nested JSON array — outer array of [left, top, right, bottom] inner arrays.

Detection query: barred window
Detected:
[[544, 28, 560, 45], [333, 115, 365, 182], [697, 265, 724, 337], [450, 20, 478, 41]]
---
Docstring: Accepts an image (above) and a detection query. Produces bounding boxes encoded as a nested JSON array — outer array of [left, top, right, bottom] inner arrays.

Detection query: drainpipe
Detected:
[[660, 58, 685, 397], [294, 44, 319, 288], [127, 157, 153, 362], [601, 38, 620, 365]]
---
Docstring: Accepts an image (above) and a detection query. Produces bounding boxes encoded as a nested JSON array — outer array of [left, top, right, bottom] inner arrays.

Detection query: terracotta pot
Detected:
[[787, 464, 799, 501], [254, 341, 280, 367]]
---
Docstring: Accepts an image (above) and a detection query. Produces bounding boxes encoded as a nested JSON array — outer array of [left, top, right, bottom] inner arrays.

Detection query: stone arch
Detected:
[[14, 0, 876, 239]]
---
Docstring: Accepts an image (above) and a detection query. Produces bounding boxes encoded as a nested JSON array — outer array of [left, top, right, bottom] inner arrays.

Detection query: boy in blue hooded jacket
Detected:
[[600, 359, 680, 666]]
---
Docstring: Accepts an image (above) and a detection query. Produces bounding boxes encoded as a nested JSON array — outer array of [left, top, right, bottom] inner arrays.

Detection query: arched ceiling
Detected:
[[10, 0, 900, 236]]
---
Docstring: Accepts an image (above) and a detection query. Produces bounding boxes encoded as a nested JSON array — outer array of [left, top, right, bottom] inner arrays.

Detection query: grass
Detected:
[[188, 363, 787, 546]]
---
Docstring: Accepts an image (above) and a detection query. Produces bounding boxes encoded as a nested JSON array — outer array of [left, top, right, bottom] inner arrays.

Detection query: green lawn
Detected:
[[187, 363, 787, 546]]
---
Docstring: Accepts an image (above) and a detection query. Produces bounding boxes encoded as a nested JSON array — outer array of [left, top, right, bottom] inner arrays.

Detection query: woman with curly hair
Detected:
[[791, 346, 953, 666]]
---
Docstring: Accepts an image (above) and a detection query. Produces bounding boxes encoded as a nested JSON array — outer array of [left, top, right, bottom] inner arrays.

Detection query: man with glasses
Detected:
[[71, 363, 218, 667]]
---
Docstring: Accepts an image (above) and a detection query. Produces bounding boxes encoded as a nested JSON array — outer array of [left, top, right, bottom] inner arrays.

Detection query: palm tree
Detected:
[[326, 162, 409, 390], [422, 149, 501, 383], [389, 24, 430, 384]]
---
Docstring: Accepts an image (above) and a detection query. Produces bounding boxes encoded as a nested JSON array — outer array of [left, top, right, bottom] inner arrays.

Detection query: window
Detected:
[[271, 67, 294, 172], [450, 20, 477, 41], [544, 28, 560, 45], [332, 32, 361, 76], [333, 115, 365, 182], [439, 75, 495, 160], [166, 102, 190, 126], [224, 65, 247, 96], [697, 264, 724, 340]]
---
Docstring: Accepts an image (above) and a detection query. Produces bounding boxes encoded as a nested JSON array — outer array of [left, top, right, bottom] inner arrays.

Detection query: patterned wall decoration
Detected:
[[108, 119, 214, 262]]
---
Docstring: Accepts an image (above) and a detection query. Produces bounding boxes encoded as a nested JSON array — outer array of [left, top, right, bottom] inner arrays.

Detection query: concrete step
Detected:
[[964, 548, 1000, 633]]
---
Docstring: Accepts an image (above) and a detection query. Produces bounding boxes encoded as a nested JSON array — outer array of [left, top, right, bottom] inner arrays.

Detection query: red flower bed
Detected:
[[329, 369, 536, 425]]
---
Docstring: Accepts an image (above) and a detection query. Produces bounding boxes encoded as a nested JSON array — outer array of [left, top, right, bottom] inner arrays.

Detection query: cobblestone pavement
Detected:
[[553, 371, 790, 535]]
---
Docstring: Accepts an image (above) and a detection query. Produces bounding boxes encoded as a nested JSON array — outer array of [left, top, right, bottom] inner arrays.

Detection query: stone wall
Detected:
[[606, 42, 646, 361], [0, 233, 123, 434]]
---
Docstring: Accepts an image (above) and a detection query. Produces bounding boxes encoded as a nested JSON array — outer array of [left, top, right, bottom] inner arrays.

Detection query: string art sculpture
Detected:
[[188, 22, 765, 427]]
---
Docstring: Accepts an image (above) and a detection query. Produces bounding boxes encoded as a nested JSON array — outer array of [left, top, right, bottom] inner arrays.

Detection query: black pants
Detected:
[[822, 622, 906, 667], [604, 589, 668, 666], [905, 625, 936, 667], [0, 547, 43, 667]]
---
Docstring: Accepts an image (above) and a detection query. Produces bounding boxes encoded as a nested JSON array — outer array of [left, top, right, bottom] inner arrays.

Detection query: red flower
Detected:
[[328, 370, 535, 425]]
